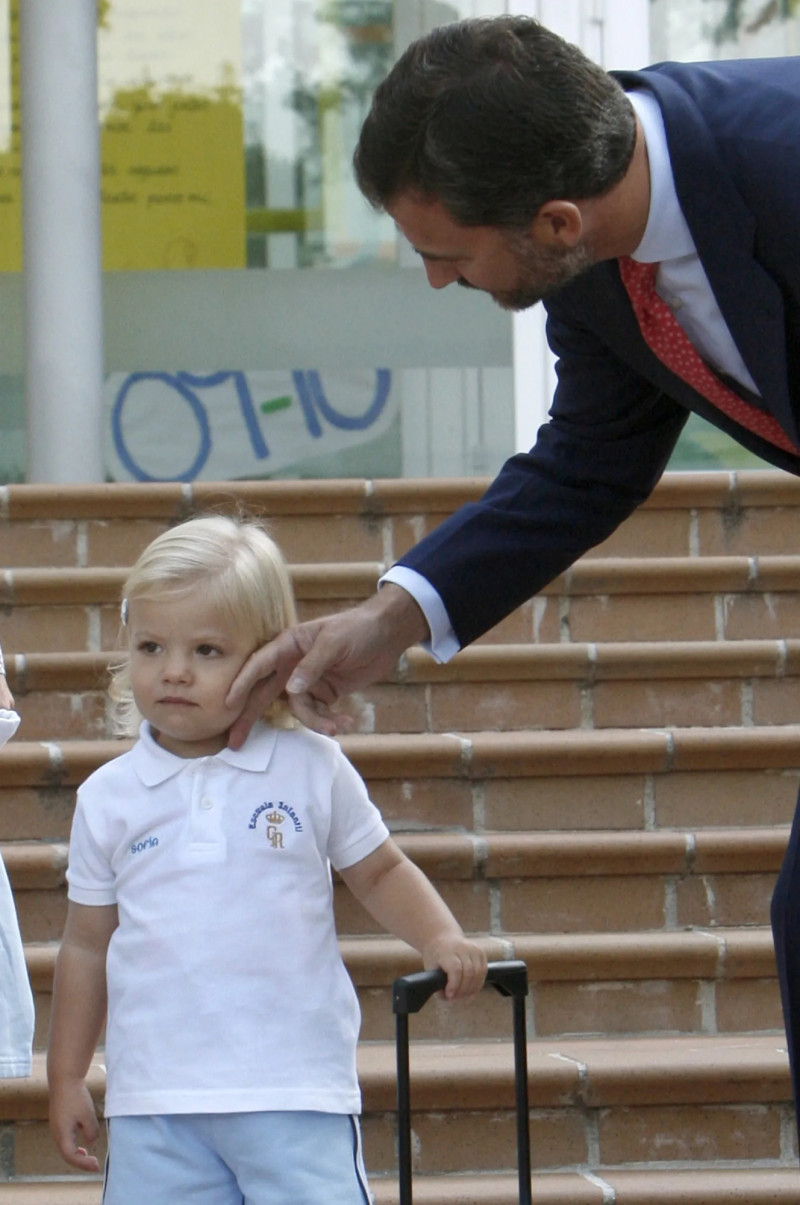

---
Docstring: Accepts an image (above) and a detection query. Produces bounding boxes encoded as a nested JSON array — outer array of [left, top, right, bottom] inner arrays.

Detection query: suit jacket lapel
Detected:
[[614, 67, 798, 446]]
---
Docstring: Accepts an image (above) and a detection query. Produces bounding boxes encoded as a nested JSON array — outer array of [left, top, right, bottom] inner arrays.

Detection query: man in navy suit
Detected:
[[226, 15, 800, 1135]]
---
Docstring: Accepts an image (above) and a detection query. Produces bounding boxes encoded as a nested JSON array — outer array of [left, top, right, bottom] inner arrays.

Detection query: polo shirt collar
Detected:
[[626, 88, 695, 265], [131, 720, 280, 786]]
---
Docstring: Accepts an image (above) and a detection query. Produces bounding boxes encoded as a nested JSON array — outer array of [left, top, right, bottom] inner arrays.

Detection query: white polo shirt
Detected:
[[67, 721, 390, 1117]]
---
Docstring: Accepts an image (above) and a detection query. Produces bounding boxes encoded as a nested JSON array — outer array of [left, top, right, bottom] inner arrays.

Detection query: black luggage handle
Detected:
[[392, 958, 529, 1015], [392, 959, 532, 1205]]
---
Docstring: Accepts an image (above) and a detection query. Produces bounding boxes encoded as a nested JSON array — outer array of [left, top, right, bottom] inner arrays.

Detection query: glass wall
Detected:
[[651, 0, 800, 62], [0, 1, 510, 482], [0, 1, 795, 481], [103, 0, 517, 484], [0, 0, 516, 484]]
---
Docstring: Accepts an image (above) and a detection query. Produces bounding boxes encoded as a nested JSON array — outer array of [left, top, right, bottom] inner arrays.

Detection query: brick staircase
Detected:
[[1, 471, 800, 1202]]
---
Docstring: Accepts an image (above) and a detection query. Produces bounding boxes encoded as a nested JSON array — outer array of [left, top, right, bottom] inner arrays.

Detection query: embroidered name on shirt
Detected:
[[130, 836, 159, 854], [249, 801, 304, 834]]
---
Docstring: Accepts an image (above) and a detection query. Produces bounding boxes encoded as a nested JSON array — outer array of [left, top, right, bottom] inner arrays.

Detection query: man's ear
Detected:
[[530, 201, 583, 248]]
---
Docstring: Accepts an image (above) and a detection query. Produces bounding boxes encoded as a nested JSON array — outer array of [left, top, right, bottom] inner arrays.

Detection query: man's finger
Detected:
[[288, 690, 356, 736], [284, 629, 352, 696], [227, 681, 277, 749], [286, 671, 338, 706], [226, 653, 282, 712]]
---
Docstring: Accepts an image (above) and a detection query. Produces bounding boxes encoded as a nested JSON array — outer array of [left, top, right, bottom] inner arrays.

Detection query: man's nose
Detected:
[[423, 259, 461, 289]]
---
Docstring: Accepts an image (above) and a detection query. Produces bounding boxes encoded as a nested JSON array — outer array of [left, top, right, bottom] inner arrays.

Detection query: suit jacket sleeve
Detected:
[[396, 295, 689, 649]]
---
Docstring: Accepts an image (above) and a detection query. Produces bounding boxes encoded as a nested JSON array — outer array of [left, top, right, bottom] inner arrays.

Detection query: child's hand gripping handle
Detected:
[[392, 959, 532, 1205], [392, 957, 528, 1015]]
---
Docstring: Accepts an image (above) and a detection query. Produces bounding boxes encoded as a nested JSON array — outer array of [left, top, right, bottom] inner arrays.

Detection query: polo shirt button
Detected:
[[200, 796, 214, 810]]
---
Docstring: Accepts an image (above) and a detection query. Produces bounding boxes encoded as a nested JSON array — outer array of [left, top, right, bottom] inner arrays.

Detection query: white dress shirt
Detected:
[[625, 88, 759, 394]]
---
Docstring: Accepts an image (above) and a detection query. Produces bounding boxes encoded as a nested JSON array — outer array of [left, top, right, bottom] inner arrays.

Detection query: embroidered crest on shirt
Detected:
[[249, 800, 304, 848]]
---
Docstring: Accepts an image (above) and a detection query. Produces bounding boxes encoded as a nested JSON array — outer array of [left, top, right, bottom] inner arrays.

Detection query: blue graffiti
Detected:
[[110, 368, 392, 483]]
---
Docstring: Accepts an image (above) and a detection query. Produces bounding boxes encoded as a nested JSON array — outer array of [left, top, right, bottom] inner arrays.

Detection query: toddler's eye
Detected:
[[197, 644, 221, 657], [137, 641, 160, 655]]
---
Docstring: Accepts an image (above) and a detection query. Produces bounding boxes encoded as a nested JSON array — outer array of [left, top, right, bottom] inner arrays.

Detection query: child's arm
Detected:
[[47, 902, 118, 1172], [339, 838, 487, 1000]]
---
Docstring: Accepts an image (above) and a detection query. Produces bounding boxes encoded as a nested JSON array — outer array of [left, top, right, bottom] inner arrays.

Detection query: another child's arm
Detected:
[[47, 902, 118, 1172], [339, 838, 487, 1000]]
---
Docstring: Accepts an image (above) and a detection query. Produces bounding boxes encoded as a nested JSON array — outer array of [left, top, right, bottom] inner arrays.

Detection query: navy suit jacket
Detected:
[[398, 57, 800, 647]]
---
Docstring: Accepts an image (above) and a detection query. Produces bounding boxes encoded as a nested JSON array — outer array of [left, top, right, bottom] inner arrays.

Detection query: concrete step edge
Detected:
[[5, 555, 800, 601], [25, 927, 777, 993], [359, 1032, 792, 1110], [371, 1166, 800, 1204], [3, 726, 800, 785], [11, 639, 800, 692], [1, 480, 383, 520], [0, 1036, 790, 1120], [3, 470, 800, 523], [3, 1165, 798, 1205], [0, 562, 386, 605]]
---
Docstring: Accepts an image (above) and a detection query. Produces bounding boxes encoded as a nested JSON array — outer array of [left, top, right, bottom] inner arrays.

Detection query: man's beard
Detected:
[[459, 232, 592, 312]]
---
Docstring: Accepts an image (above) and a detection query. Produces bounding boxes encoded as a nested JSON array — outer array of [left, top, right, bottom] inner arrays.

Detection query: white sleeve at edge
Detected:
[[379, 566, 461, 664]]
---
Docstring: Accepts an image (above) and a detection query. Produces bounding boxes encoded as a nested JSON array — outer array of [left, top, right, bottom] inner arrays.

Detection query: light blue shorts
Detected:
[[102, 1111, 372, 1205]]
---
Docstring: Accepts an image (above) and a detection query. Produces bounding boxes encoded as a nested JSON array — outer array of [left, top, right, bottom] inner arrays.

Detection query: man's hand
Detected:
[[226, 585, 429, 745]]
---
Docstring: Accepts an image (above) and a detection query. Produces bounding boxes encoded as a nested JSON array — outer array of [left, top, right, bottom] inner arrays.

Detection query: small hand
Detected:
[[49, 1079, 101, 1172], [423, 935, 488, 1001]]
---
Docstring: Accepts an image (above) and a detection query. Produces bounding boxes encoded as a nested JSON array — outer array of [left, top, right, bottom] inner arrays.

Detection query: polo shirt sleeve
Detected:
[[66, 788, 118, 907], [326, 746, 389, 873]]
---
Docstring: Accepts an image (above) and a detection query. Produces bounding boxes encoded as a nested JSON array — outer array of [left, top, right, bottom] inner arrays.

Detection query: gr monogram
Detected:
[[265, 810, 285, 849]]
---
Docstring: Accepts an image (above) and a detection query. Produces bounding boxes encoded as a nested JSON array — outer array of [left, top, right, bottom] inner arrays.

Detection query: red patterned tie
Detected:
[[618, 256, 798, 455]]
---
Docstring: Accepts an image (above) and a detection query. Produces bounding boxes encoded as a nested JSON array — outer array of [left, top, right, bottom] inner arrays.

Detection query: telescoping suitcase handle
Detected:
[[392, 959, 532, 1205]]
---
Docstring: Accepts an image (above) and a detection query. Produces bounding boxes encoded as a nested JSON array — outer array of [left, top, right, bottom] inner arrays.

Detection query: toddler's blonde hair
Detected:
[[109, 513, 297, 737]]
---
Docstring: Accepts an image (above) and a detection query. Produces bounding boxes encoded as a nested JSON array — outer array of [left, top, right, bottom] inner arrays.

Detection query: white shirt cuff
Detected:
[[0, 711, 20, 751], [379, 566, 461, 664]]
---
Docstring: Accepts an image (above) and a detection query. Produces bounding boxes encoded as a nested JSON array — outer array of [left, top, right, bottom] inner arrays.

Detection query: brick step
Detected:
[[346, 725, 800, 835], [4, 553, 800, 653], [371, 1168, 800, 1203], [6, 654, 109, 743], [2, 1168, 800, 1205], [0, 564, 379, 654], [1, 1036, 793, 1176], [2, 471, 800, 569], [2, 726, 798, 841], [0, 1187, 100, 1205], [346, 928, 782, 1042], [396, 639, 800, 734], [24, 927, 781, 1050], [9, 639, 800, 741], [0, 1186, 96, 1205], [360, 1032, 795, 1174], [5, 822, 787, 942]]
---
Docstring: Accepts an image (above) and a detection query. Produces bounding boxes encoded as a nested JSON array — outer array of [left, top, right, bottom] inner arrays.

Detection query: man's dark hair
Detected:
[[353, 15, 636, 228]]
